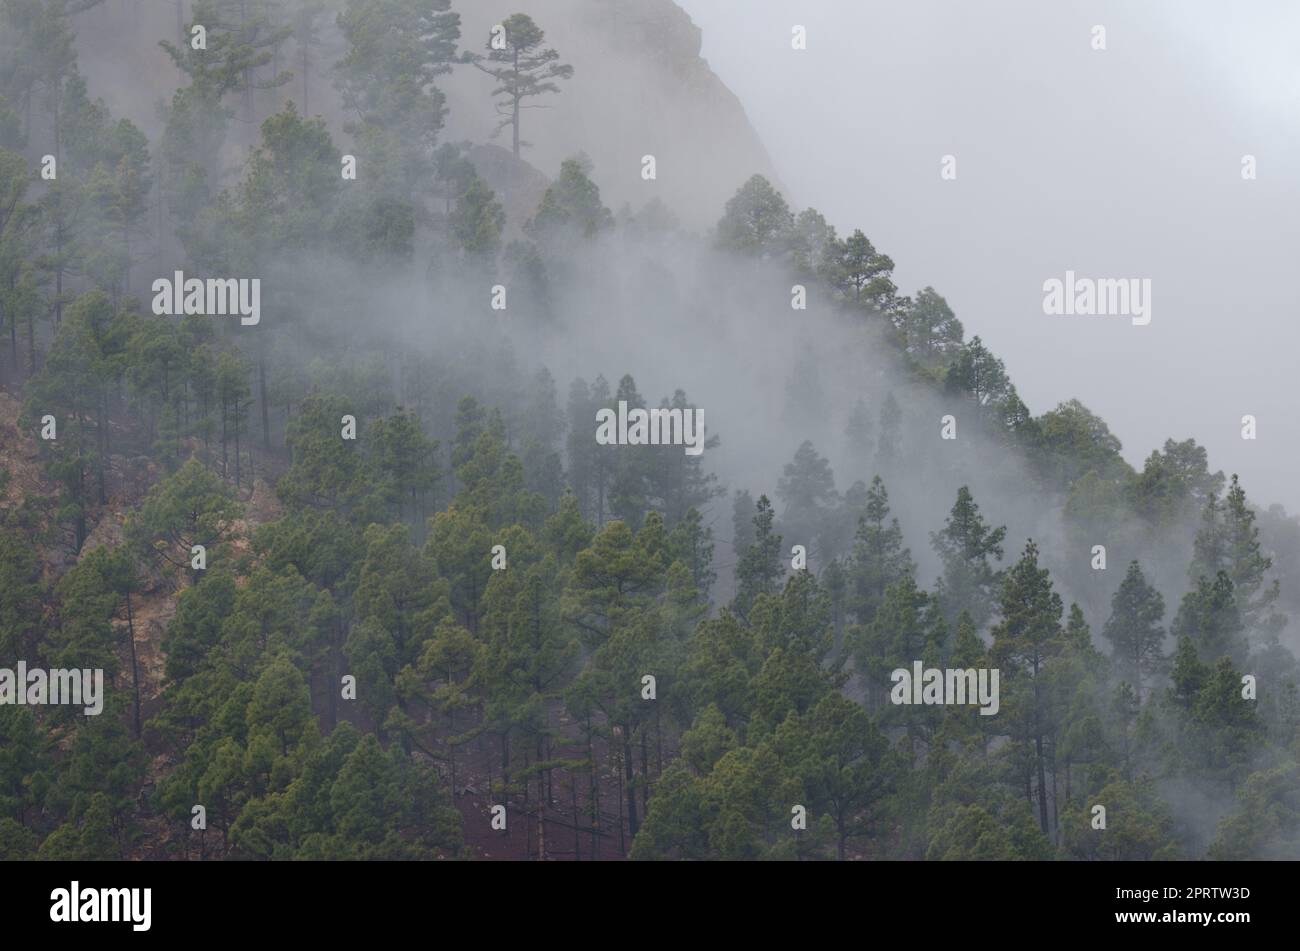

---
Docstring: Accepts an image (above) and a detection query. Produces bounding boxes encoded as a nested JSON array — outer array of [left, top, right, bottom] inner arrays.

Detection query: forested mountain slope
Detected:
[[0, 0, 1297, 862], [68, 0, 776, 229]]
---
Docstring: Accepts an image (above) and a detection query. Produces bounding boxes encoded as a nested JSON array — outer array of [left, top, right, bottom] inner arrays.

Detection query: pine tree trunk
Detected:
[[75, 438, 87, 550], [639, 728, 649, 815], [328, 617, 340, 730], [623, 730, 638, 840], [448, 710, 456, 795], [571, 771, 581, 861], [1051, 751, 1059, 837], [259, 358, 270, 449], [511, 50, 521, 159], [97, 393, 108, 504], [234, 404, 242, 489], [126, 591, 141, 737], [220, 396, 228, 477], [655, 704, 663, 776], [534, 738, 548, 860], [614, 743, 625, 854], [537, 768, 546, 861], [587, 715, 598, 857], [1035, 730, 1049, 835]]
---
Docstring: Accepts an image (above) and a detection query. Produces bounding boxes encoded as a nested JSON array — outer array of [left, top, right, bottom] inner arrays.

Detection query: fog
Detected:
[[4, 0, 1295, 865], [53, 0, 1294, 633], [679, 0, 1300, 513]]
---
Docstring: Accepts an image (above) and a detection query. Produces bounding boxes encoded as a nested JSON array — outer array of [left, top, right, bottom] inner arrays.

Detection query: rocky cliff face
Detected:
[[70, 0, 775, 231]]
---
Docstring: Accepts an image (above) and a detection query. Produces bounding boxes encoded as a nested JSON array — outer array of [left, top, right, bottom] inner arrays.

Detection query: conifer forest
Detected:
[[1, 0, 1297, 871]]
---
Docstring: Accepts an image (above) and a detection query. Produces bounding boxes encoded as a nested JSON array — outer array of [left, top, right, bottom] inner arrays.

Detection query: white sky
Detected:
[[675, 0, 1300, 512]]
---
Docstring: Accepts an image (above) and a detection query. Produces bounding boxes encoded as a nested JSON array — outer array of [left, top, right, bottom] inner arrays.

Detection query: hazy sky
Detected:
[[676, 0, 1300, 513]]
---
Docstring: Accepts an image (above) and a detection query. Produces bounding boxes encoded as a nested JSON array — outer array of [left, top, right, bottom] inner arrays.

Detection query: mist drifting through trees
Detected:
[[0, 0, 1297, 868]]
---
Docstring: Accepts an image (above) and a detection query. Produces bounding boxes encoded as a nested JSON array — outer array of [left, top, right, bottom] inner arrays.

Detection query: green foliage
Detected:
[[128, 457, 241, 575], [822, 228, 897, 312], [1209, 762, 1300, 859], [471, 12, 572, 159], [896, 287, 964, 368], [1172, 572, 1248, 666], [930, 486, 1005, 630], [1030, 398, 1131, 489], [1102, 561, 1166, 701], [732, 494, 783, 621], [715, 174, 792, 256], [449, 175, 504, 263], [1, 7, 1295, 864], [844, 476, 914, 626], [1191, 474, 1284, 640], [526, 156, 612, 241], [0, 524, 44, 659]]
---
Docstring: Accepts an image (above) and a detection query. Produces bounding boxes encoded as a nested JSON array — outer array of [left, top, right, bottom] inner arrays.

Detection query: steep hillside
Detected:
[[3, 0, 1297, 869], [69, 0, 776, 229]]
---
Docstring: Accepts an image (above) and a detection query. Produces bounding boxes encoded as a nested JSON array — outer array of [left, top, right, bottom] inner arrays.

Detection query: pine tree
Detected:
[[853, 574, 940, 718], [370, 407, 439, 527], [775, 440, 838, 560], [898, 287, 964, 368], [1101, 561, 1166, 702], [844, 398, 874, 473], [287, 0, 328, 114], [944, 336, 1011, 410], [645, 388, 722, 526], [790, 207, 835, 277], [477, 551, 578, 855], [566, 375, 614, 524], [1171, 571, 1248, 666], [0, 524, 44, 660], [991, 540, 1065, 836], [526, 155, 613, 241], [715, 174, 792, 256], [1191, 474, 1283, 640], [823, 229, 897, 311], [471, 13, 572, 159], [667, 507, 716, 602], [876, 392, 902, 469], [160, 0, 291, 222], [449, 175, 505, 265], [25, 291, 127, 548], [1031, 399, 1130, 489], [845, 476, 914, 625], [334, 0, 460, 192], [1128, 438, 1224, 527], [0, 705, 51, 838], [0, 0, 76, 143], [0, 147, 41, 372], [770, 692, 896, 860], [930, 486, 1006, 630], [731, 489, 755, 563], [733, 495, 783, 621]]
